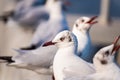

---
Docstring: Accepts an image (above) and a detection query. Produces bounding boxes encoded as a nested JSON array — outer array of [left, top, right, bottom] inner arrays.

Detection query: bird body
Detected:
[[83, 36, 120, 80], [29, 0, 69, 48], [51, 30, 95, 80], [72, 16, 97, 62]]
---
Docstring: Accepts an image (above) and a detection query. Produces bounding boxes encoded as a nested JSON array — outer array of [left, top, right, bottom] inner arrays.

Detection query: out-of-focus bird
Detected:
[[72, 16, 98, 62], [0, 0, 47, 24], [20, 0, 70, 50], [44, 30, 95, 80]]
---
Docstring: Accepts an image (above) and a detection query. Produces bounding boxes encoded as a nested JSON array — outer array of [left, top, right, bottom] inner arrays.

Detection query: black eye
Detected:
[[75, 23, 78, 27], [105, 51, 109, 56], [60, 37, 65, 41], [68, 36, 72, 42], [81, 19, 84, 22], [101, 60, 108, 65]]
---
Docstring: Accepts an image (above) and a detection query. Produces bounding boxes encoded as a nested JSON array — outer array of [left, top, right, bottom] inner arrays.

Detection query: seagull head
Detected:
[[43, 30, 77, 48], [73, 16, 98, 33], [94, 35, 120, 65]]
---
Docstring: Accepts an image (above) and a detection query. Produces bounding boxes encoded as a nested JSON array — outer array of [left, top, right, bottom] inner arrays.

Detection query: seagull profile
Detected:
[[72, 16, 98, 62], [20, 0, 69, 50], [82, 35, 120, 80], [43, 30, 95, 80], [64, 36, 120, 80]]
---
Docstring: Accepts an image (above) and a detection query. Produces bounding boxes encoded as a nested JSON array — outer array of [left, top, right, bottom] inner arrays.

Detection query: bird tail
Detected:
[[0, 56, 14, 63]]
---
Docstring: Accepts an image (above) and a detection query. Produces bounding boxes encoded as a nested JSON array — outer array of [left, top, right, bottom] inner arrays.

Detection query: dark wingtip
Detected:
[[0, 56, 14, 63], [20, 45, 37, 50], [0, 10, 14, 23], [0, 16, 9, 23]]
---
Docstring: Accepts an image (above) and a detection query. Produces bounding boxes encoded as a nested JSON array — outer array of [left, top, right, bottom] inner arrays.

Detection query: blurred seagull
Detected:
[[72, 16, 98, 62], [20, 0, 70, 50], [0, 0, 47, 24], [44, 30, 95, 80]]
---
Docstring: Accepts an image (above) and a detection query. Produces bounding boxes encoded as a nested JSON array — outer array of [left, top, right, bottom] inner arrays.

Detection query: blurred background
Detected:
[[0, 0, 119, 80]]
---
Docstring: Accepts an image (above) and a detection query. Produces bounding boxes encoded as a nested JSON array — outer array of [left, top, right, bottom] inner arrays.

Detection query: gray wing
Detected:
[[13, 6, 49, 26], [13, 45, 57, 68]]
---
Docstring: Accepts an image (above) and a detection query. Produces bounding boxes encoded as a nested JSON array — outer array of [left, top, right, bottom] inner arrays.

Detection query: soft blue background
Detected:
[[67, 0, 120, 17]]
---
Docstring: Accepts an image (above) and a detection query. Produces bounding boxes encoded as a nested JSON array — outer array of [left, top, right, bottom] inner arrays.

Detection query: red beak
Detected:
[[86, 16, 98, 24], [42, 41, 56, 47], [111, 35, 120, 54]]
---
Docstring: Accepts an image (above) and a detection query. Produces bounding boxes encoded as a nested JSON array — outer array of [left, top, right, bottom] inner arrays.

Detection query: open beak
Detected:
[[111, 35, 120, 54], [42, 41, 56, 47], [86, 16, 98, 24]]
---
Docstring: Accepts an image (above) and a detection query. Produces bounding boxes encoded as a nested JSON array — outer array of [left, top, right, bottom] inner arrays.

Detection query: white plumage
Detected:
[[52, 30, 95, 80]]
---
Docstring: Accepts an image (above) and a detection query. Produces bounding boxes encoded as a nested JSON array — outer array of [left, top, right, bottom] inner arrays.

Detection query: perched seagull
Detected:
[[72, 16, 98, 62], [0, 0, 46, 24], [43, 30, 95, 80], [21, 0, 69, 50], [68, 36, 120, 80], [83, 36, 120, 80], [0, 0, 69, 75]]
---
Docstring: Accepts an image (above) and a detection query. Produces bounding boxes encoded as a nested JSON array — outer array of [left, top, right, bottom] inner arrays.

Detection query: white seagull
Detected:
[[72, 16, 98, 62], [62, 36, 120, 80], [44, 30, 95, 80], [82, 35, 120, 80]]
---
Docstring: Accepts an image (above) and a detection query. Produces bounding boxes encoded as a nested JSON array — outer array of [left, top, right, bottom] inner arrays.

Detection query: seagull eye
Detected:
[[105, 51, 109, 56], [75, 23, 78, 27], [60, 37, 65, 41], [68, 36, 72, 42], [81, 19, 84, 22]]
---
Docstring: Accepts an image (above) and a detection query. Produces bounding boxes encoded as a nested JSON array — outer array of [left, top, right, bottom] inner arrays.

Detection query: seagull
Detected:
[[0, 0, 47, 24], [83, 35, 120, 80], [43, 30, 95, 80], [20, 0, 69, 50], [72, 16, 98, 62], [70, 36, 120, 80], [0, 0, 69, 75]]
